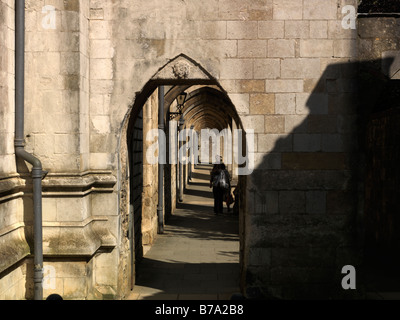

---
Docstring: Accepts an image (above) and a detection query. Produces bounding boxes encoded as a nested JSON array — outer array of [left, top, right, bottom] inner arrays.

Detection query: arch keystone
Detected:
[[152, 55, 214, 81]]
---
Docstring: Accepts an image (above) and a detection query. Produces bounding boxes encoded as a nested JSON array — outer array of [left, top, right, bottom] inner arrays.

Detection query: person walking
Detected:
[[210, 163, 224, 214], [220, 163, 233, 212]]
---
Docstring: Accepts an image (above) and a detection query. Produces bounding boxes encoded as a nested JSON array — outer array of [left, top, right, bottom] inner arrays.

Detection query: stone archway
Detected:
[[118, 54, 250, 294]]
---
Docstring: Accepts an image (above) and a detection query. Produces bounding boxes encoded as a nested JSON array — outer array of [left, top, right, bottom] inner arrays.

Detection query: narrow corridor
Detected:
[[127, 164, 240, 300]]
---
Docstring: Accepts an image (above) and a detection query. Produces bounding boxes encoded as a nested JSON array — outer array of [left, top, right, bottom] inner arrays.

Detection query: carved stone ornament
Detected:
[[172, 61, 191, 79]]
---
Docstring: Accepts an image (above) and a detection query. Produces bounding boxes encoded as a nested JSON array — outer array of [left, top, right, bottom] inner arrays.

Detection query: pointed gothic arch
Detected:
[[118, 54, 249, 294]]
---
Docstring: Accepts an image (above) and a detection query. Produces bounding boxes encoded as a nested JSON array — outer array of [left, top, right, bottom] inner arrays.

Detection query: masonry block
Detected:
[[90, 59, 113, 80], [306, 191, 327, 214], [273, 0, 303, 20], [281, 58, 321, 79], [268, 39, 295, 58], [310, 21, 328, 39], [250, 94, 275, 115], [285, 20, 309, 38], [253, 59, 281, 79], [227, 21, 258, 39], [90, 40, 114, 59], [265, 80, 303, 93], [328, 20, 357, 39], [285, 115, 308, 133], [322, 134, 344, 152], [199, 21, 227, 40], [257, 134, 292, 153], [220, 59, 253, 79], [253, 152, 282, 171], [265, 116, 285, 134], [307, 115, 338, 133], [90, 20, 112, 39], [281, 153, 348, 170], [275, 94, 296, 115], [237, 80, 265, 93], [333, 39, 358, 58], [238, 40, 267, 58], [258, 20, 285, 39], [300, 39, 334, 58], [293, 134, 322, 152], [229, 93, 250, 114], [279, 191, 306, 214], [241, 115, 265, 133], [296, 93, 328, 115], [303, 0, 337, 20]]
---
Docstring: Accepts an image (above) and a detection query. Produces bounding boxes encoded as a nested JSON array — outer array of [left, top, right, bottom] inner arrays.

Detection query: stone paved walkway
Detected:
[[126, 164, 240, 300]]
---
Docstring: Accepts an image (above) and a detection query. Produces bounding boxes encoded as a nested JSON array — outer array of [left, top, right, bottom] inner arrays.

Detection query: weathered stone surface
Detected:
[[300, 39, 334, 58], [273, 0, 303, 20], [251, 169, 351, 191], [282, 153, 348, 170], [265, 80, 303, 93], [257, 134, 292, 153], [285, 20, 309, 38], [253, 59, 281, 79], [0, 0, 383, 301], [227, 21, 258, 39], [279, 191, 306, 214], [303, 0, 337, 20], [264, 116, 285, 134], [310, 21, 327, 39], [249, 214, 354, 248], [268, 39, 295, 57], [258, 20, 284, 39], [238, 40, 267, 58], [250, 94, 275, 115], [281, 58, 321, 79]]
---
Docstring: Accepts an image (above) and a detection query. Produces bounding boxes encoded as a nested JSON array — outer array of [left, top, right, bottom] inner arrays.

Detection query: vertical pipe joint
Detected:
[[15, 0, 44, 301]]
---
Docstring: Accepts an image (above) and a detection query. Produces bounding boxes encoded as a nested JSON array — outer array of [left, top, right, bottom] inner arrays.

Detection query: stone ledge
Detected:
[[0, 228, 30, 274], [0, 171, 117, 200], [42, 171, 117, 195], [0, 216, 117, 274], [38, 217, 117, 257], [0, 176, 25, 202]]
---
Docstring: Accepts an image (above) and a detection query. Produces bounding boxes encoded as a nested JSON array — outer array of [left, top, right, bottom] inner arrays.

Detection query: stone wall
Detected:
[[365, 108, 400, 261], [2, 0, 398, 300], [359, 15, 400, 265], [0, 0, 120, 300], [142, 90, 159, 250], [0, 0, 29, 301]]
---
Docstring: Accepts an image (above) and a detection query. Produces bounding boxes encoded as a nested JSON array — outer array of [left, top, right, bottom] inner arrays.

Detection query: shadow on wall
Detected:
[[246, 57, 399, 299]]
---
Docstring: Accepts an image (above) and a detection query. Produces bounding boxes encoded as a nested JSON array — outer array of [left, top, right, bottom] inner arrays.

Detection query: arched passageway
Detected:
[[122, 56, 249, 299], [129, 162, 240, 299]]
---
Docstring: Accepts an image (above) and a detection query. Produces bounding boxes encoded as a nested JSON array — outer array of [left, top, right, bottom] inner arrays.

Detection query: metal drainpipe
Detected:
[[178, 116, 184, 203], [157, 86, 165, 234], [15, 0, 45, 301]]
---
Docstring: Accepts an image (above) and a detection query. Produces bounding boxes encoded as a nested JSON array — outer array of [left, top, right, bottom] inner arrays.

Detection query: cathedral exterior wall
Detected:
[[2, 0, 388, 299]]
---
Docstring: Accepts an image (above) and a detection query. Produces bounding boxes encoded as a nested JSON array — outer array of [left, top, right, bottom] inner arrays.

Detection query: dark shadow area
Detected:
[[170, 202, 239, 241], [191, 170, 211, 181], [181, 187, 213, 199], [358, 1, 400, 13], [248, 57, 400, 299], [135, 259, 240, 298], [186, 181, 210, 187], [128, 110, 144, 272], [132, 160, 240, 299]]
